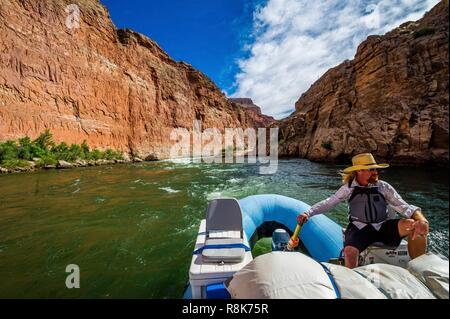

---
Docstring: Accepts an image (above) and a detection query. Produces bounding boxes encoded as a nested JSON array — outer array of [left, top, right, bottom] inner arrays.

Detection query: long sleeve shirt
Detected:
[[304, 179, 421, 231]]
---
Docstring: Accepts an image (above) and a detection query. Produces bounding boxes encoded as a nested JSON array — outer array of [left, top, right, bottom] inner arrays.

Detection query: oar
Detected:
[[286, 223, 301, 251]]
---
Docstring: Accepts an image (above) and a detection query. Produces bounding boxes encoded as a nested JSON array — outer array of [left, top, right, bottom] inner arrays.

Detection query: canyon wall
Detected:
[[0, 0, 258, 159], [275, 0, 449, 165]]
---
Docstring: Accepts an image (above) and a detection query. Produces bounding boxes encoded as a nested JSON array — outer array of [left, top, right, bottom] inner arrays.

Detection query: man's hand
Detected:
[[411, 220, 429, 240], [297, 213, 309, 225], [409, 211, 430, 240]]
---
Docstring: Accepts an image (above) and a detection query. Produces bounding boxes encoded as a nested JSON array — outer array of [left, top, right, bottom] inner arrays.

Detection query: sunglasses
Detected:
[[359, 168, 379, 172]]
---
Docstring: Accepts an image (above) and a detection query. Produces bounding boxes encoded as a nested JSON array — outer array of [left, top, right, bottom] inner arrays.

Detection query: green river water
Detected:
[[0, 159, 448, 298]]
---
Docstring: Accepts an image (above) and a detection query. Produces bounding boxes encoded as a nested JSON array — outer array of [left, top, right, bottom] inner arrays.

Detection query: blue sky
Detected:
[[100, 0, 439, 119], [100, 0, 264, 95]]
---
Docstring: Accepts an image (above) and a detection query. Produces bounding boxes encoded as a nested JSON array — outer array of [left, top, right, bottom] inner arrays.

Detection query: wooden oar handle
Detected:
[[291, 224, 301, 240], [286, 224, 302, 251]]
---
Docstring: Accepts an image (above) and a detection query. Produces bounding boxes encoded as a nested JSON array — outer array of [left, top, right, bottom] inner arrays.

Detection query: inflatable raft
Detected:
[[184, 194, 448, 299]]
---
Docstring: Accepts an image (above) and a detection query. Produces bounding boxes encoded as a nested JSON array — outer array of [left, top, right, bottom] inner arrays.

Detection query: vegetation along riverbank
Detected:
[[0, 130, 142, 174]]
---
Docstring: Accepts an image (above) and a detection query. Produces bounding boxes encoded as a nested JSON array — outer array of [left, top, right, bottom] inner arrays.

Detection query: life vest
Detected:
[[347, 179, 388, 224]]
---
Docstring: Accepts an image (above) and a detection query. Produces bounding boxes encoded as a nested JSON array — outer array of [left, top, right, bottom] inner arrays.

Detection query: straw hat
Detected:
[[342, 153, 389, 174]]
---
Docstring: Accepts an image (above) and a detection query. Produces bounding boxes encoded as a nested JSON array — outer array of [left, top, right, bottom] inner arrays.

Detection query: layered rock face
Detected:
[[229, 98, 275, 127], [0, 0, 255, 159], [276, 0, 449, 165]]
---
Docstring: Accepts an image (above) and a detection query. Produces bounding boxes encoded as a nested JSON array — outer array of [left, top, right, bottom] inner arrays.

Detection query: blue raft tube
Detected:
[[183, 194, 344, 299], [240, 194, 343, 262]]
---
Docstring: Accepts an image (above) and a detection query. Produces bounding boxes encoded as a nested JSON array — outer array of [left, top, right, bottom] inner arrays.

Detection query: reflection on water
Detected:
[[0, 159, 448, 298]]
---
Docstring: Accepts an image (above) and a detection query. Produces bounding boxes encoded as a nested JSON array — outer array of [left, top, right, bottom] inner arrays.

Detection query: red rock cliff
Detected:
[[275, 0, 449, 165], [229, 98, 275, 128], [0, 0, 255, 159]]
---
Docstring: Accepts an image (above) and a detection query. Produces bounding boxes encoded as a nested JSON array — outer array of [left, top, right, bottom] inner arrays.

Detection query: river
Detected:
[[0, 159, 448, 298]]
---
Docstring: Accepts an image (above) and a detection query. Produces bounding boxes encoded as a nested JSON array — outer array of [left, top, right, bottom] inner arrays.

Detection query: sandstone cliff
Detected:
[[0, 0, 256, 159], [229, 98, 275, 128], [276, 0, 449, 165]]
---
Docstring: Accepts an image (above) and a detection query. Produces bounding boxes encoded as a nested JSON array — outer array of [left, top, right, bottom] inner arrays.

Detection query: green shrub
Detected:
[[321, 140, 333, 151], [104, 149, 114, 160], [52, 142, 85, 162], [413, 27, 435, 39], [33, 130, 54, 150], [52, 142, 69, 161], [104, 149, 123, 160], [114, 151, 123, 160], [0, 140, 19, 163], [69, 144, 84, 160], [87, 149, 103, 160], [1, 158, 31, 168], [1, 131, 124, 169], [37, 154, 58, 167], [81, 141, 90, 157], [17, 137, 34, 160]]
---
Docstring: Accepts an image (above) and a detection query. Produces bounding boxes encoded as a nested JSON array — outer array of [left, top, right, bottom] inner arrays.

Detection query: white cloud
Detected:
[[232, 0, 440, 119]]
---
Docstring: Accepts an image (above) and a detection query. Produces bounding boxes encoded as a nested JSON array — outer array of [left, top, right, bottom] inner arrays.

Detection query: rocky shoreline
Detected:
[[0, 156, 149, 174], [2, 152, 448, 175]]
